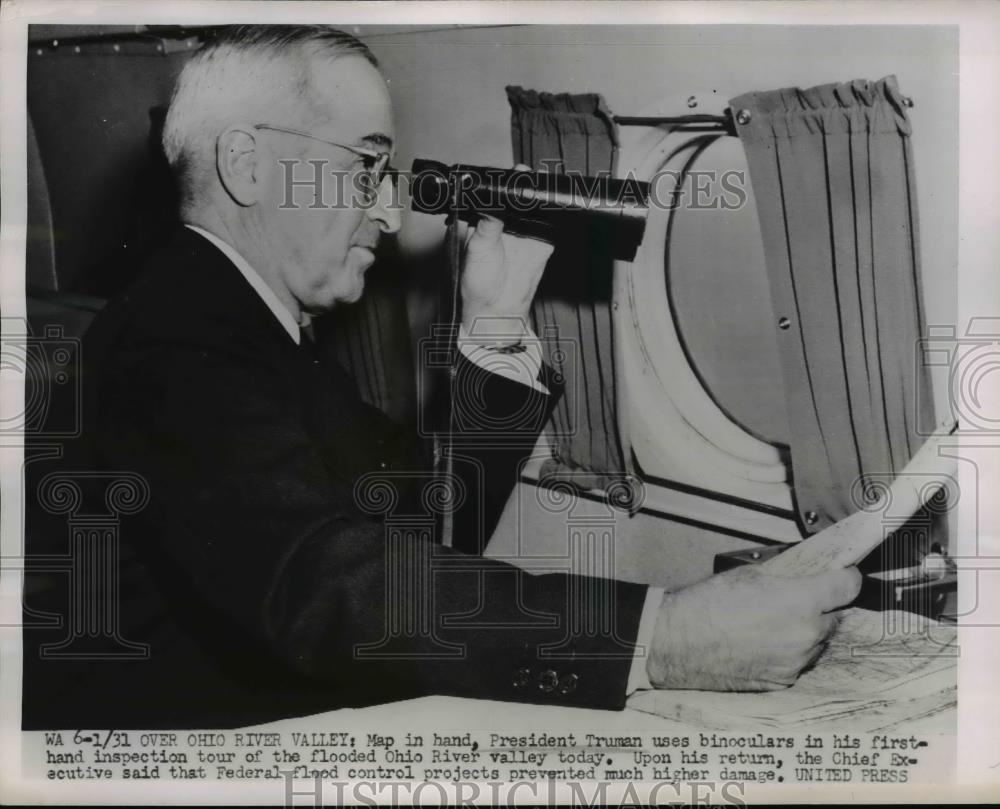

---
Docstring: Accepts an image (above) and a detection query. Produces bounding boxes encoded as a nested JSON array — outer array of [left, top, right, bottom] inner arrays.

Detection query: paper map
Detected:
[[761, 421, 959, 578], [628, 608, 957, 731]]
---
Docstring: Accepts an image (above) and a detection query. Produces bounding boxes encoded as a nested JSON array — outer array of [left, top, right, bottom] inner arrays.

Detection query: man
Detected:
[[23, 25, 860, 729]]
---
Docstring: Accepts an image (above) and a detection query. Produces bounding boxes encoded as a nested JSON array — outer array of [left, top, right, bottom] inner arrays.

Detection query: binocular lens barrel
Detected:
[[409, 159, 650, 262]]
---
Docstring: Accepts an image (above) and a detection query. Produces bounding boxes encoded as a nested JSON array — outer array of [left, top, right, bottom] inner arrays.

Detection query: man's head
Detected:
[[162, 25, 400, 318]]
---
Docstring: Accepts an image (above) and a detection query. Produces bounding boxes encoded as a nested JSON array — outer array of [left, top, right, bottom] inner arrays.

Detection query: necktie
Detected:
[[298, 325, 321, 364]]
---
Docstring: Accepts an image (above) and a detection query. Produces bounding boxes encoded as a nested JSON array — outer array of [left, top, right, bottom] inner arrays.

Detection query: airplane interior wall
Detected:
[[360, 24, 958, 587], [24, 24, 958, 589]]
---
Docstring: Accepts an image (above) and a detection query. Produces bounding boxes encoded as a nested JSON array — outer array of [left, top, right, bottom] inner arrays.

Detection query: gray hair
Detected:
[[162, 25, 377, 205]]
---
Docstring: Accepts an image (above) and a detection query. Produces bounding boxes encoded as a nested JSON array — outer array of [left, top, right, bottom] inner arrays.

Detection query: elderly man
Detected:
[[23, 25, 859, 729]]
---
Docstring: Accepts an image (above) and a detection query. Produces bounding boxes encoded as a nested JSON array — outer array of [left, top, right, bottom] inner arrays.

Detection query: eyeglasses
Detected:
[[254, 123, 395, 202]]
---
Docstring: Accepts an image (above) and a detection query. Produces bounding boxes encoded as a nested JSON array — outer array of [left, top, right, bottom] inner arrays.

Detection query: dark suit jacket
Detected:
[[22, 227, 647, 729]]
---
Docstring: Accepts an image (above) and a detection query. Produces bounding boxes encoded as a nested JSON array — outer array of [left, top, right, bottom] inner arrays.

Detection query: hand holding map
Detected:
[[761, 420, 959, 578]]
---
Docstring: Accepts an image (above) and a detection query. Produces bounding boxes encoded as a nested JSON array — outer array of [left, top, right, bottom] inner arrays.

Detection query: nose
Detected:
[[366, 175, 401, 234]]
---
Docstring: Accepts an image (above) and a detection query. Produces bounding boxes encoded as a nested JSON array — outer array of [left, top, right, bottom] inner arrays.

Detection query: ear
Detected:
[[216, 126, 261, 207]]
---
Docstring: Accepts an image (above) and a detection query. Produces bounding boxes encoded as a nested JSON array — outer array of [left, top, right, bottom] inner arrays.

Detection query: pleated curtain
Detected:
[[321, 260, 416, 425], [730, 75, 936, 532], [506, 86, 627, 490]]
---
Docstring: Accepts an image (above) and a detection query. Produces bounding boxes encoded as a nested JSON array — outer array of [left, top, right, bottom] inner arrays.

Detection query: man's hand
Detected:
[[460, 167, 554, 340], [646, 564, 862, 692]]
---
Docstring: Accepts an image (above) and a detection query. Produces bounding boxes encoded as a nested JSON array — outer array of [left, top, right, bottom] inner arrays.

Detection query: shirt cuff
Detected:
[[457, 321, 550, 395], [626, 586, 664, 694]]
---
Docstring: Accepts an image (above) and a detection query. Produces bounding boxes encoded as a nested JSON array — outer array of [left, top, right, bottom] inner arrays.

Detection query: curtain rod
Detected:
[[613, 111, 736, 136]]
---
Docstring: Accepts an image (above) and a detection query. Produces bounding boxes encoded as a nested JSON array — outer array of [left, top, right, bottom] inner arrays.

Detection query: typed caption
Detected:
[[27, 726, 951, 788]]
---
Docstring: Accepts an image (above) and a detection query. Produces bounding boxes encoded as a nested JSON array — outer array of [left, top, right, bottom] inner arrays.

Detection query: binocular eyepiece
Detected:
[[409, 159, 651, 262]]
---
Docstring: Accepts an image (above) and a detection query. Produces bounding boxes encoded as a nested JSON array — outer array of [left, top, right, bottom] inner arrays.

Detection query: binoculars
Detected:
[[409, 159, 651, 262]]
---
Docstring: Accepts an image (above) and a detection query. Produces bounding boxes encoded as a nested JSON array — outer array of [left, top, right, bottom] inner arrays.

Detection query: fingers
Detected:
[[476, 215, 504, 237], [464, 215, 503, 251], [744, 679, 792, 693], [820, 611, 841, 637], [799, 639, 828, 673], [792, 566, 862, 613], [800, 614, 840, 667], [821, 566, 863, 611], [774, 621, 837, 687]]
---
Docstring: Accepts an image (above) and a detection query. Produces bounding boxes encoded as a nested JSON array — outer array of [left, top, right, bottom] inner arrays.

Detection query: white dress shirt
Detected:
[[186, 224, 310, 341], [184, 223, 661, 695]]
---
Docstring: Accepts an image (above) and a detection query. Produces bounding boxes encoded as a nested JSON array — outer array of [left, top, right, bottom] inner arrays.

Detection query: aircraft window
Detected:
[[613, 92, 799, 539]]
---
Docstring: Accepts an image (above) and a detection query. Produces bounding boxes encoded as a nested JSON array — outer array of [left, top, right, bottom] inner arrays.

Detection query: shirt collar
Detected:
[[184, 224, 311, 344]]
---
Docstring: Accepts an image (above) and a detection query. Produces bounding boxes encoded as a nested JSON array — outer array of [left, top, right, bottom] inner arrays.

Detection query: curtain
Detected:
[[321, 257, 416, 425], [730, 75, 935, 533], [506, 85, 627, 491]]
